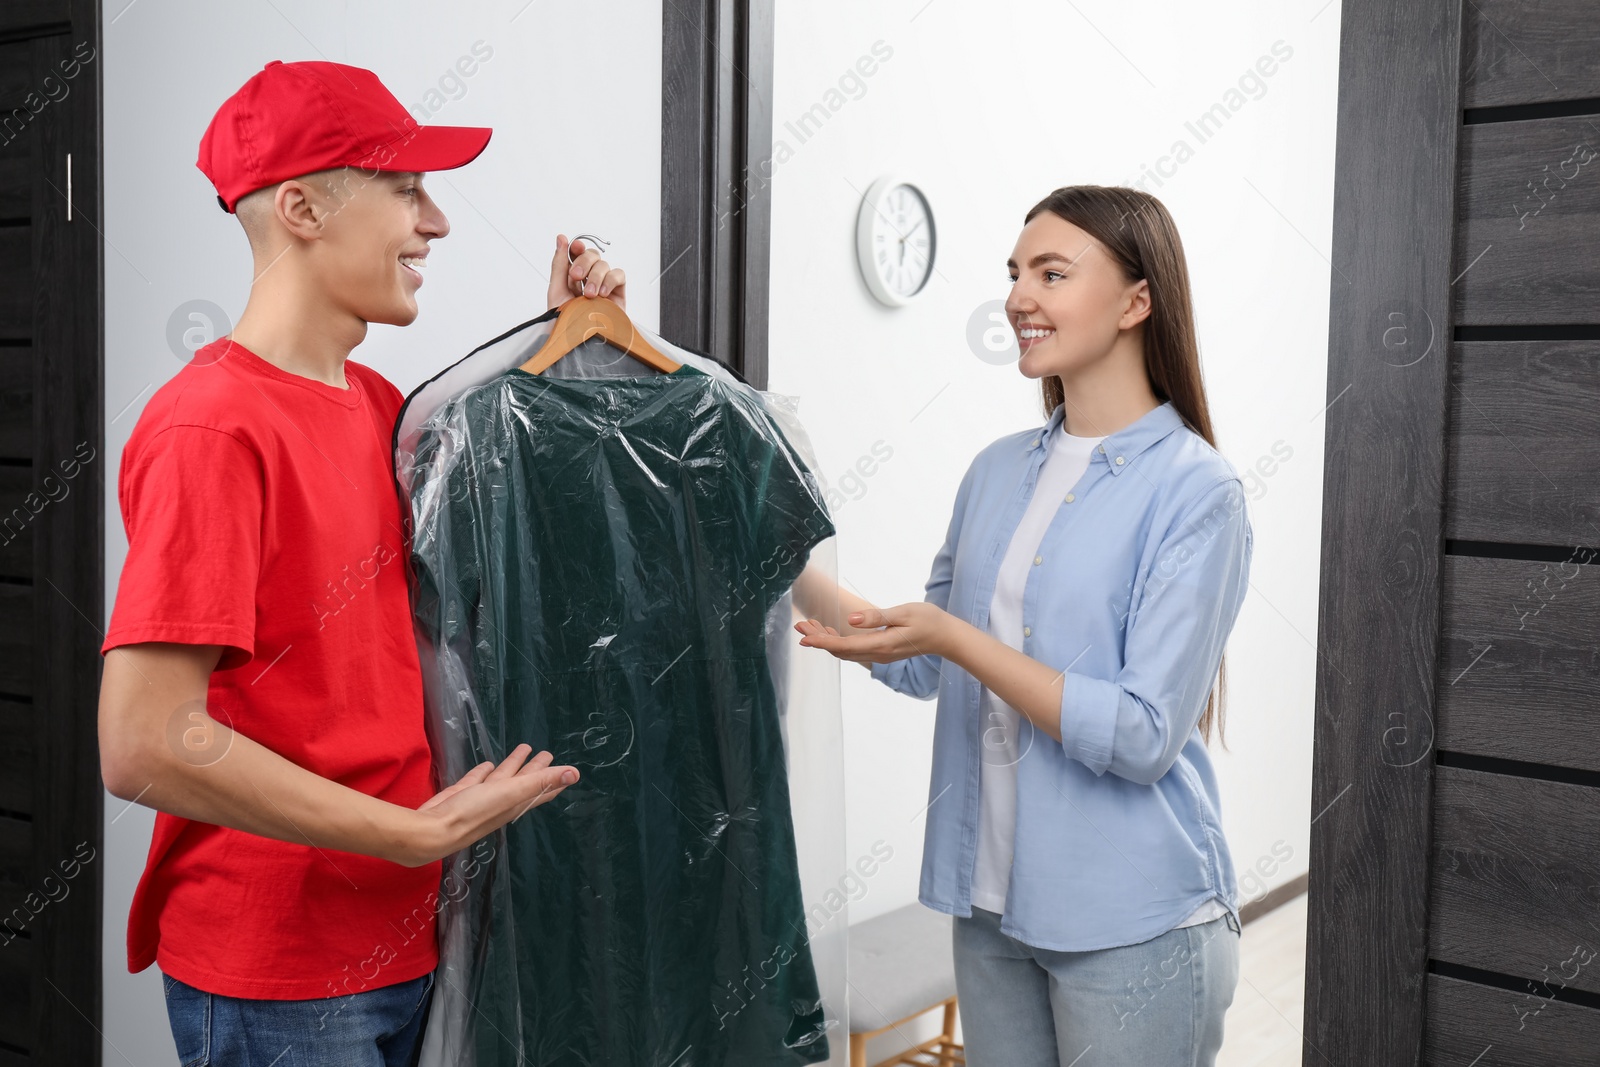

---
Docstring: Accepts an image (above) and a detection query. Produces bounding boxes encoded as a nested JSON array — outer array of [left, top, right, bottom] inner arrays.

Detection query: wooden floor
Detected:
[[1218, 892, 1309, 1067]]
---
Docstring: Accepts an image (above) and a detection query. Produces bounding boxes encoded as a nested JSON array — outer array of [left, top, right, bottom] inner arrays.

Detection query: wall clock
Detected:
[[855, 176, 935, 306]]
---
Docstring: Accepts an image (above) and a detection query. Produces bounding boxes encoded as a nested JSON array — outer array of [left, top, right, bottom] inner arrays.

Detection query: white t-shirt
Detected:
[[970, 422, 1229, 932]]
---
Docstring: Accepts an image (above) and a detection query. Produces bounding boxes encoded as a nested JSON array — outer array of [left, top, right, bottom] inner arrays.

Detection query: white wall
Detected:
[[766, 0, 1338, 963], [102, 2, 662, 1060]]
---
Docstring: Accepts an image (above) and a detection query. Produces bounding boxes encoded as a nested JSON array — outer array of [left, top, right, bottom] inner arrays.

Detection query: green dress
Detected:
[[408, 362, 835, 1066]]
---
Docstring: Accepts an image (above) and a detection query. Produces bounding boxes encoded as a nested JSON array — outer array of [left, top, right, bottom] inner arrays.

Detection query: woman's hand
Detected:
[[795, 602, 957, 665], [802, 600, 1070, 744], [548, 235, 627, 310]]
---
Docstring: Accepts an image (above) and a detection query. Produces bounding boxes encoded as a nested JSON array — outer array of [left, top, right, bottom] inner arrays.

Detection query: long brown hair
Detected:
[[1025, 185, 1230, 749]]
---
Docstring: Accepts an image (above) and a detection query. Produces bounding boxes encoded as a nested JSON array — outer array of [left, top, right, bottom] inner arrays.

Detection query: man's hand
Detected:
[[400, 745, 579, 867], [547, 234, 627, 310]]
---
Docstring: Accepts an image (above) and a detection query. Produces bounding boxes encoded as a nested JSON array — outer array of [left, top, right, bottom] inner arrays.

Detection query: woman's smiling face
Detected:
[[1004, 212, 1150, 383]]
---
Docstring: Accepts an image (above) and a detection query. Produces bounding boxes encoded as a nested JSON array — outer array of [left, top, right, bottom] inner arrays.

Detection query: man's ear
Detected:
[[275, 179, 327, 241]]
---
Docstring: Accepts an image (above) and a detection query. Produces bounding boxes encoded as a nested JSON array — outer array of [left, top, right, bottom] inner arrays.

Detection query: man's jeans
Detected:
[[160, 968, 433, 1067], [953, 907, 1240, 1066]]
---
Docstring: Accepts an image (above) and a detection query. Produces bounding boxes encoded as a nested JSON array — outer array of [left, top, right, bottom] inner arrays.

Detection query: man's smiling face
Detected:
[[310, 169, 450, 327]]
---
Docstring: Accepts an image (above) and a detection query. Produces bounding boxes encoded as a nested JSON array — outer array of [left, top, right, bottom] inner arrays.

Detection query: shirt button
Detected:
[[1097, 445, 1105, 454], [1023, 626, 1032, 638], [1114, 456, 1125, 465], [1033, 555, 1043, 566], [1030, 438, 1039, 448], [1064, 493, 1075, 503]]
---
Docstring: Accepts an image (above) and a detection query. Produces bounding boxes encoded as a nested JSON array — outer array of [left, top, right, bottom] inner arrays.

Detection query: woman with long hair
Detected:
[[795, 185, 1252, 1065]]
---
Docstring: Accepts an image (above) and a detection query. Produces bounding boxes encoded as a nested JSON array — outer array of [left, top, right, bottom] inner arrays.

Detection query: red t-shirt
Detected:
[[102, 337, 441, 1000]]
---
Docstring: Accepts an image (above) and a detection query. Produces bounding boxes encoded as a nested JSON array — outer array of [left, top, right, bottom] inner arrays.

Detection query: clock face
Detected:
[[857, 178, 936, 306]]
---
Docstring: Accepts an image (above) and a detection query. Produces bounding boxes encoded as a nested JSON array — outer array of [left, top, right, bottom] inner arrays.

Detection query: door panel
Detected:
[[0, 3, 103, 1062]]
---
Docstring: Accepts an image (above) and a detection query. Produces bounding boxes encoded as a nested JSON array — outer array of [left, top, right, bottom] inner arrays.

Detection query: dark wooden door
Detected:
[[0, 0, 103, 1063], [1309, 2, 1600, 1064]]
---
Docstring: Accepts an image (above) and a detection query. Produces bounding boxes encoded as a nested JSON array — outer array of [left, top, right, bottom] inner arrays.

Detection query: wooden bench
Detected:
[[848, 904, 966, 1067]]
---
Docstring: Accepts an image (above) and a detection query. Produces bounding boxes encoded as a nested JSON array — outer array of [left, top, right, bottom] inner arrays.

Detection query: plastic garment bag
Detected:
[[395, 307, 848, 1066]]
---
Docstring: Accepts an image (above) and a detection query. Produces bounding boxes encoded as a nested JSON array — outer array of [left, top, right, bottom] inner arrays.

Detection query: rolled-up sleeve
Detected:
[[870, 653, 941, 699], [1059, 477, 1252, 785]]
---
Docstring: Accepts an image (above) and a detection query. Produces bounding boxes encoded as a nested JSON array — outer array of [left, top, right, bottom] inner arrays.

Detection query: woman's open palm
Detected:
[[795, 602, 954, 665]]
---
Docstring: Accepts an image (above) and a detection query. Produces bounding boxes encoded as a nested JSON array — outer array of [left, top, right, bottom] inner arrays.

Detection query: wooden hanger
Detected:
[[519, 295, 681, 375]]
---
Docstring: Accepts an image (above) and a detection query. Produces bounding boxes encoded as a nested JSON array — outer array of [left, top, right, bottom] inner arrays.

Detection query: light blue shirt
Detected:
[[871, 399, 1253, 951]]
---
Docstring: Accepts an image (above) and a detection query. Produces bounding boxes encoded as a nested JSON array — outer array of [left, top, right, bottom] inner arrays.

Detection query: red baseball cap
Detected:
[[197, 59, 492, 213]]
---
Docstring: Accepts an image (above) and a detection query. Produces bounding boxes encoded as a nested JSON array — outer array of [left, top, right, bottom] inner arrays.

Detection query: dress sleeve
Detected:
[[103, 425, 263, 671], [407, 418, 479, 642], [406, 403, 495, 782], [1057, 476, 1253, 785], [732, 390, 837, 613]]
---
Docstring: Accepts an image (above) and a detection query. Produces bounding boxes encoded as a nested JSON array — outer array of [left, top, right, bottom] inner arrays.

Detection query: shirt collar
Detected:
[[1034, 399, 1186, 477]]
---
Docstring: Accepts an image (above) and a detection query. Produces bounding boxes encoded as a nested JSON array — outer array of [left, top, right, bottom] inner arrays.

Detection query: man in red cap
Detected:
[[97, 59, 627, 1064]]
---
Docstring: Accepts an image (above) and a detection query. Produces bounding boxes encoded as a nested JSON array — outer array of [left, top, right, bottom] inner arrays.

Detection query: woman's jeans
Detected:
[[160, 968, 434, 1067], [953, 907, 1240, 1066]]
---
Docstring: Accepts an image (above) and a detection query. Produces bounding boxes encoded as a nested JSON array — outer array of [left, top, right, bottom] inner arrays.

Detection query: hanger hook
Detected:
[[568, 233, 609, 264]]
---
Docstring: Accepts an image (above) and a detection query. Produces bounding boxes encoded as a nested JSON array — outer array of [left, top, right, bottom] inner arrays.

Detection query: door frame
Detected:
[[659, 0, 775, 388], [1304, 1, 1463, 1062]]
